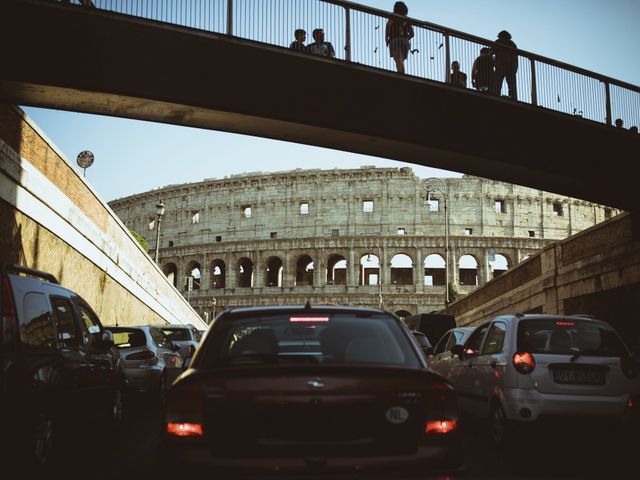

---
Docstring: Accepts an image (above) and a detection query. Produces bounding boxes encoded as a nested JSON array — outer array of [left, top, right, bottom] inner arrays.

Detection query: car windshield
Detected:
[[200, 312, 420, 368], [162, 328, 190, 341], [517, 318, 629, 357], [109, 328, 146, 349]]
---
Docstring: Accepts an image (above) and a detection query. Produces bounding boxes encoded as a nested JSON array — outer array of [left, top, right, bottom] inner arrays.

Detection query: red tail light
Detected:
[[424, 382, 458, 436], [513, 352, 536, 374], [166, 422, 203, 437], [165, 382, 204, 438], [425, 420, 457, 434]]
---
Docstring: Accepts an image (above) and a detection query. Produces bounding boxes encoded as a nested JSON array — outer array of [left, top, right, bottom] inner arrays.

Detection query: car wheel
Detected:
[[490, 403, 509, 446], [32, 412, 54, 466]]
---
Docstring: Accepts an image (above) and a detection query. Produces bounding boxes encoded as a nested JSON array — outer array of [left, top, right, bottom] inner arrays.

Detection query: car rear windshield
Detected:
[[110, 329, 146, 349], [199, 312, 420, 368], [162, 328, 190, 341], [517, 318, 629, 357]]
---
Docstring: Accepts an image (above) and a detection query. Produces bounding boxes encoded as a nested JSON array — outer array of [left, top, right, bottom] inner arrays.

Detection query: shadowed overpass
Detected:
[[1, 0, 639, 211]]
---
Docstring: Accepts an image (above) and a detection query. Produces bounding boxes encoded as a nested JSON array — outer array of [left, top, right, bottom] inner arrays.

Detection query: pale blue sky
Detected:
[[23, 0, 640, 202]]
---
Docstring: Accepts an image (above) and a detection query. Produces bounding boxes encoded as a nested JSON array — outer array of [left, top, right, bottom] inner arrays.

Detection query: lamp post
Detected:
[[153, 200, 166, 264], [425, 178, 450, 305]]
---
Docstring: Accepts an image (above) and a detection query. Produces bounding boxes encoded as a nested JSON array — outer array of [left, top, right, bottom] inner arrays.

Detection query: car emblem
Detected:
[[307, 378, 325, 389], [385, 406, 409, 424]]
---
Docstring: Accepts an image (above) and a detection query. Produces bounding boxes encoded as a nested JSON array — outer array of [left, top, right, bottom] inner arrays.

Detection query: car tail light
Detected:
[[425, 420, 457, 434], [166, 422, 203, 437], [513, 352, 536, 374], [424, 382, 458, 436], [165, 381, 204, 439], [125, 350, 155, 361]]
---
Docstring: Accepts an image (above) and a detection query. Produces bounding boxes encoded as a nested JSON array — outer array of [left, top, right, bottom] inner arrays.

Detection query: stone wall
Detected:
[[109, 168, 618, 320], [0, 105, 206, 329]]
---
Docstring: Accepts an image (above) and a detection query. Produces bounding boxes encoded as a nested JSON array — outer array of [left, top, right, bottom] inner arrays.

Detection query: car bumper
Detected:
[[162, 438, 463, 474], [503, 387, 631, 422]]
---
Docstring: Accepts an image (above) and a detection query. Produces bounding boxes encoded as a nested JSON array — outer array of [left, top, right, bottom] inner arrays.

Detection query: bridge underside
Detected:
[[1, 0, 638, 210]]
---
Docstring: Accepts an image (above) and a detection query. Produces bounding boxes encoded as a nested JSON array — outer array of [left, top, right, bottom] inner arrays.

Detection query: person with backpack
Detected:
[[493, 30, 518, 99], [472, 47, 495, 93]]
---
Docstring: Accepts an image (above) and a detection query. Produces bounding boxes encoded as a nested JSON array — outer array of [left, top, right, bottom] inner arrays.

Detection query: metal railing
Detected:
[[52, 0, 640, 129]]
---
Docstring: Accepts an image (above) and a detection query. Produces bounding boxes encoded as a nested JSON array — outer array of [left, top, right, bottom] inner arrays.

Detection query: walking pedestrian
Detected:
[[493, 30, 518, 99], [385, 1, 414, 74], [307, 28, 336, 58]]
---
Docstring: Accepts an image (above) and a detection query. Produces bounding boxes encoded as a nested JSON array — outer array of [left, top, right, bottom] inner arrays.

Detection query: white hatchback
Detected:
[[445, 314, 639, 442]]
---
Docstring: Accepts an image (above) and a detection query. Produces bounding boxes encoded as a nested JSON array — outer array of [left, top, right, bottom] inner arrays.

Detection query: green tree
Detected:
[[129, 228, 149, 252]]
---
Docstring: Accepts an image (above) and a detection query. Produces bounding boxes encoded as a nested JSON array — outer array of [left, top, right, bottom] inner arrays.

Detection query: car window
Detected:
[[150, 327, 171, 348], [464, 323, 489, 357], [20, 292, 57, 351], [482, 321, 507, 355], [109, 329, 146, 349], [445, 331, 459, 352], [453, 330, 466, 344], [51, 296, 79, 350], [192, 328, 202, 342], [434, 332, 450, 354], [517, 318, 629, 357], [75, 303, 102, 346], [162, 328, 190, 341], [200, 312, 420, 368]]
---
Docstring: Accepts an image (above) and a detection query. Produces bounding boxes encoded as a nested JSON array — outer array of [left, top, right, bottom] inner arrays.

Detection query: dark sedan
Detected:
[[161, 305, 463, 475]]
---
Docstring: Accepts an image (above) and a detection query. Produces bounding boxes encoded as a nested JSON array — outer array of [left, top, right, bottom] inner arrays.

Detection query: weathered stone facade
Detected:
[[109, 168, 618, 322]]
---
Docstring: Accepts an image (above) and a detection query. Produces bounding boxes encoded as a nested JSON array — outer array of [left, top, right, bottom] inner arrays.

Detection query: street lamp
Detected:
[[425, 178, 450, 305], [153, 200, 166, 264]]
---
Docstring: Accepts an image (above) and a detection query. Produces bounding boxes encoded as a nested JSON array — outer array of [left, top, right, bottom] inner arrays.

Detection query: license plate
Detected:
[[553, 369, 605, 385]]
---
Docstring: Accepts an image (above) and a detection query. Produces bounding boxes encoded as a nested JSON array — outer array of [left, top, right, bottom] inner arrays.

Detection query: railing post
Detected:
[[345, 7, 351, 63], [604, 81, 612, 125], [227, 0, 233, 36], [444, 33, 451, 84], [530, 58, 538, 106]]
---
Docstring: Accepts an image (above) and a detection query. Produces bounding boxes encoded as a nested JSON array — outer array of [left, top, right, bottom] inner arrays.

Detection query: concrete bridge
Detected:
[[0, 0, 639, 211]]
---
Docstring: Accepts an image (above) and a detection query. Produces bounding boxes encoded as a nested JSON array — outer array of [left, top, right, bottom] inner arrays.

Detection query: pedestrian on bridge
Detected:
[[307, 28, 336, 58], [289, 29, 307, 52], [386, 1, 414, 75], [492, 30, 518, 100], [449, 61, 467, 88], [472, 47, 494, 93]]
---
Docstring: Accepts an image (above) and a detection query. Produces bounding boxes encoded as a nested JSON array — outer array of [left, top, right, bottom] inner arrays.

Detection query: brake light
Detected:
[[289, 316, 330, 323], [425, 420, 457, 434], [166, 422, 203, 437], [513, 352, 536, 374], [556, 321, 575, 326], [165, 382, 204, 438]]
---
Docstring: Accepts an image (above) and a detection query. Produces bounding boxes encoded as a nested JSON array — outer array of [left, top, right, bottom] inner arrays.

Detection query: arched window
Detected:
[[266, 257, 284, 287], [424, 254, 446, 286], [163, 263, 177, 288], [490, 254, 510, 279], [211, 259, 226, 289], [185, 261, 201, 291], [326, 254, 347, 285], [238, 257, 253, 288], [390, 253, 413, 285], [459, 255, 478, 286], [360, 253, 380, 286], [295, 255, 314, 286]]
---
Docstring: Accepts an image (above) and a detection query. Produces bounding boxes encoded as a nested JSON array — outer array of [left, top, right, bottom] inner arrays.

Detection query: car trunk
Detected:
[[196, 365, 436, 458], [527, 354, 626, 395]]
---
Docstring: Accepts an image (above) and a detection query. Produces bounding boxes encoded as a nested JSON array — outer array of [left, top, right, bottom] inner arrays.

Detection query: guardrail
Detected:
[[53, 0, 640, 129]]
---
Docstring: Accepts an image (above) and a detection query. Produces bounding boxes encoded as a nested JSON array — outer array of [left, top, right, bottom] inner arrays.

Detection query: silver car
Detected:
[[160, 324, 202, 366], [429, 327, 476, 377], [106, 326, 184, 396]]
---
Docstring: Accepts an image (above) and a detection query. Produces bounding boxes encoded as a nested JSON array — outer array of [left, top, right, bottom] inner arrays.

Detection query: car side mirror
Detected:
[[451, 344, 464, 357], [100, 330, 114, 348]]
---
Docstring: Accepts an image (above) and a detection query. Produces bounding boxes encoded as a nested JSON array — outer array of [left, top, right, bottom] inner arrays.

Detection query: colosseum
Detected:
[[109, 167, 618, 323]]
